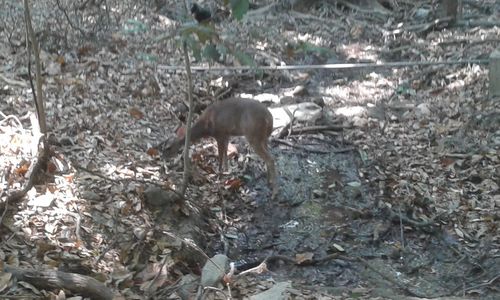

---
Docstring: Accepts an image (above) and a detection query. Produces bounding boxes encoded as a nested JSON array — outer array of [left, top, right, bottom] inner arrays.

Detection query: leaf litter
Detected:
[[0, 0, 499, 299]]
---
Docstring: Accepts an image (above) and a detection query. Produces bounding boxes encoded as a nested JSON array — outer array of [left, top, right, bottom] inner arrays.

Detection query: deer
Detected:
[[163, 98, 278, 199]]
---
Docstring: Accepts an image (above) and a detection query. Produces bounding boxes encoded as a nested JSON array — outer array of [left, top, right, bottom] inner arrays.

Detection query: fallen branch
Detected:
[[0, 74, 28, 88], [231, 252, 354, 275], [389, 17, 454, 34], [337, 0, 391, 15], [279, 125, 346, 138], [272, 138, 329, 154], [463, 273, 500, 292], [3, 265, 114, 300]]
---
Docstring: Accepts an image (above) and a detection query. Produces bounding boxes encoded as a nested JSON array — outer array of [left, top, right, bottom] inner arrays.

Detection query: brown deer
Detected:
[[164, 98, 278, 199]]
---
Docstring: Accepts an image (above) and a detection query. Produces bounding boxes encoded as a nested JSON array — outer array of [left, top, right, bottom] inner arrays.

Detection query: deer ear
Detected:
[[175, 125, 186, 138]]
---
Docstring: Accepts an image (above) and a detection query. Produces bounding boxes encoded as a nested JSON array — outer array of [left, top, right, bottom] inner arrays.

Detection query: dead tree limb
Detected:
[[3, 265, 114, 300]]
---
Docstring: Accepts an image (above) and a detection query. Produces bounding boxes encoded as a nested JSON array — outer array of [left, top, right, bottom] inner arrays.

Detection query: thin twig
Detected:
[[157, 59, 488, 72], [0, 113, 24, 128], [464, 273, 500, 292], [181, 41, 194, 198], [0, 74, 27, 87], [54, 0, 88, 37], [201, 287, 229, 299]]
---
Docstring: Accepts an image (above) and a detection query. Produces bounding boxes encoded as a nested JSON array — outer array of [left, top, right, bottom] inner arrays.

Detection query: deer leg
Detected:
[[247, 136, 278, 199], [216, 137, 229, 173]]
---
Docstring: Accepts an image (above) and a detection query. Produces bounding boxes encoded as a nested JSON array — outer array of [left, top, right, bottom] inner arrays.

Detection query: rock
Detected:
[[492, 132, 500, 145], [200, 254, 229, 288], [494, 195, 500, 208], [268, 102, 322, 128], [416, 103, 431, 117], [312, 189, 326, 198], [177, 274, 199, 300], [415, 8, 430, 19], [27, 192, 54, 207], [250, 281, 291, 300], [335, 106, 366, 117], [292, 85, 307, 96], [240, 93, 280, 104]]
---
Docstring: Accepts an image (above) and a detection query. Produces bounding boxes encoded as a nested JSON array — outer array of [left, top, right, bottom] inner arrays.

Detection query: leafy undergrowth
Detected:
[[1, 0, 499, 299]]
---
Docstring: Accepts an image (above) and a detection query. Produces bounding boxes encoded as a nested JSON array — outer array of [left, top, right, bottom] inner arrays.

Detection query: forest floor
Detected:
[[1, 0, 499, 299]]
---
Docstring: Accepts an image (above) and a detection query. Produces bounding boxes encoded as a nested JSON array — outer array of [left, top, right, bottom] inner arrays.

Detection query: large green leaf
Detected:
[[179, 23, 216, 44], [230, 0, 249, 21], [202, 44, 220, 62], [297, 41, 333, 56], [184, 35, 202, 61], [233, 50, 255, 67]]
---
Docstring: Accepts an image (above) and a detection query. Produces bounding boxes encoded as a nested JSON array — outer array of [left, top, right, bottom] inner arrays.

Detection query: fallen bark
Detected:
[[3, 265, 114, 300]]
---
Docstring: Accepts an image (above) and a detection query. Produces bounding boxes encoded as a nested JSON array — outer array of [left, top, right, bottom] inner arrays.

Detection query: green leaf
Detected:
[[123, 19, 148, 34], [233, 50, 254, 66], [184, 36, 202, 61], [242, 174, 253, 182], [395, 85, 416, 96], [297, 42, 332, 56], [230, 0, 249, 21], [179, 23, 216, 44], [202, 44, 220, 62], [358, 149, 368, 163], [217, 44, 229, 57]]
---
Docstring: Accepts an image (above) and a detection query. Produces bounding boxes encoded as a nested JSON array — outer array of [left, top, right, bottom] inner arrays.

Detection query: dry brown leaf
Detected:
[[295, 252, 314, 265], [15, 161, 30, 176], [77, 44, 94, 57], [129, 107, 144, 120], [176, 126, 185, 138], [46, 161, 57, 174], [224, 178, 242, 191], [440, 157, 455, 168], [147, 147, 159, 156], [55, 55, 65, 66], [63, 174, 74, 183], [47, 184, 57, 193], [121, 201, 133, 215]]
